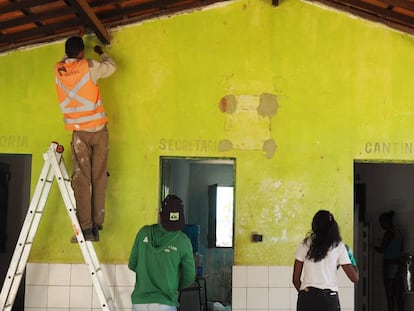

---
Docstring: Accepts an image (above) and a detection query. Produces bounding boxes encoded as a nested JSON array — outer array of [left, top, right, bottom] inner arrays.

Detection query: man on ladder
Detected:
[[1, 35, 118, 310], [54, 36, 117, 242], [0, 142, 116, 310]]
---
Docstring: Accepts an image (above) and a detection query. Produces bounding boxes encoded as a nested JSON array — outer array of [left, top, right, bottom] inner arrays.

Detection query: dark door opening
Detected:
[[354, 162, 414, 311], [0, 154, 32, 310]]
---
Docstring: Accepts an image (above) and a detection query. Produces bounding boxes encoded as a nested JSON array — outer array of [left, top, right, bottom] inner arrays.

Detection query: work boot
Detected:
[[70, 228, 98, 243], [94, 224, 103, 231], [92, 225, 100, 241]]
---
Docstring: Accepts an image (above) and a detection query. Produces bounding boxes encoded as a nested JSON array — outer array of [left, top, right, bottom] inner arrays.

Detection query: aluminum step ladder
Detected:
[[0, 142, 116, 311]]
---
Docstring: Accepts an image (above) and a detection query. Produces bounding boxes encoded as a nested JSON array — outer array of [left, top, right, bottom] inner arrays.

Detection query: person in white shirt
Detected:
[[292, 210, 359, 311]]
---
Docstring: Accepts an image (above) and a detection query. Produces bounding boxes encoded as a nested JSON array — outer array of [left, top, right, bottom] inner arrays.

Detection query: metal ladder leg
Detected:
[[47, 143, 116, 311]]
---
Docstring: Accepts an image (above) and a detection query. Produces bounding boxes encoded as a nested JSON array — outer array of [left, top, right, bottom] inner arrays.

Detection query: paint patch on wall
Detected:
[[257, 93, 278, 118], [218, 139, 233, 152], [263, 138, 277, 159], [218, 93, 278, 159], [219, 94, 237, 113]]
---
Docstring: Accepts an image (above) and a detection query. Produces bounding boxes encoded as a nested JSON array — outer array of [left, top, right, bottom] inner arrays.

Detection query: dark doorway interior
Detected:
[[0, 154, 31, 310], [354, 162, 414, 311]]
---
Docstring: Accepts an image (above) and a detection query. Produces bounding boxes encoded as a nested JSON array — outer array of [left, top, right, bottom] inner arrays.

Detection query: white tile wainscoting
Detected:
[[24, 264, 355, 310], [25, 263, 134, 311], [231, 265, 355, 311]]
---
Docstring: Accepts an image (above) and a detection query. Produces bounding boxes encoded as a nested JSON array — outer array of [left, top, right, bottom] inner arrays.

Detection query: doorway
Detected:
[[0, 154, 32, 310], [354, 162, 414, 311], [160, 156, 235, 307]]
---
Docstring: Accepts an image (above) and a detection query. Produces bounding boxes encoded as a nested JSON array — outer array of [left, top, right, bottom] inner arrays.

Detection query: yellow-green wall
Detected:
[[1, 0, 413, 264]]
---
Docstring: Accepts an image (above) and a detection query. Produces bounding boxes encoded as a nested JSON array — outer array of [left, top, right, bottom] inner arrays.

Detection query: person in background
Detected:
[[374, 210, 404, 311], [54, 36, 116, 242], [128, 194, 195, 311], [292, 210, 359, 311]]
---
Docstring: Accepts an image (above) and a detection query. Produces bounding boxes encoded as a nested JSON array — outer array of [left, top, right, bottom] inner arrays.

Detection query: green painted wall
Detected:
[[1, 0, 413, 264]]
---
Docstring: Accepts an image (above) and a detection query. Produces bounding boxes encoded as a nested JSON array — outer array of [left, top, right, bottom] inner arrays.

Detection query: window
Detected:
[[208, 184, 234, 247]]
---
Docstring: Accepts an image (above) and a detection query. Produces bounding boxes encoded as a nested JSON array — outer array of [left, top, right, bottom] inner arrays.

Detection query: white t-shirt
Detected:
[[295, 240, 351, 291]]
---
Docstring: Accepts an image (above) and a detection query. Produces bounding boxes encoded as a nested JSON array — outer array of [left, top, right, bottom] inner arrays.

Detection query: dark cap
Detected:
[[160, 194, 185, 231]]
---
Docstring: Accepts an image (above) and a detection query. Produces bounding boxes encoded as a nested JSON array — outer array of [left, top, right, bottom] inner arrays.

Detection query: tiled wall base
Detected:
[[232, 265, 355, 311], [24, 264, 355, 311], [25, 263, 134, 311]]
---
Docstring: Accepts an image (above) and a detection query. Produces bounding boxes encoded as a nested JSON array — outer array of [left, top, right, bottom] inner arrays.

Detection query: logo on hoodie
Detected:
[[163, 245, 178, 253]]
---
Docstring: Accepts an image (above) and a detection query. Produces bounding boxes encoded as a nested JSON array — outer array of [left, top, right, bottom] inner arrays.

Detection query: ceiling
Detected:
[[309, 0, 414, 35], [0, 0, 229, 54], [1, 0, 414, 55]]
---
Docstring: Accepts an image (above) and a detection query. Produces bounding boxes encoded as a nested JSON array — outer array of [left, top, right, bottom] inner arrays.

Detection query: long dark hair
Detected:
[[304, 210, 342, 262]]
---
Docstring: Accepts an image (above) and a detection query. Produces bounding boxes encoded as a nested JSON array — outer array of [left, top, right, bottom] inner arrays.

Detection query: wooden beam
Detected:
[[310, 0, 414, 26], [0, 18, 83, 45], [377, 0, 414, 12], [308, 0, 414, 30], [0, 7, 77, 29], [68, 0, 111, 44]]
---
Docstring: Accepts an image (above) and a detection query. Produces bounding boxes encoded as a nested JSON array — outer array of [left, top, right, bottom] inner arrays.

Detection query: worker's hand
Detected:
[[94, 45, 104, 55]]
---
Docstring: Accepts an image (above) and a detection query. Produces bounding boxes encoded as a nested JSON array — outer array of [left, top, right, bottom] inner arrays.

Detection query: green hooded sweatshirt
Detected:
[[128, 224, 196, 306]]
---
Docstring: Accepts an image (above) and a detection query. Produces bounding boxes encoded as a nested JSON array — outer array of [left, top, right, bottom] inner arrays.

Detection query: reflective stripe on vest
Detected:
[[64, 111, 107, 125], [55, 74, 102, 113], [55, 59, 107, 130]]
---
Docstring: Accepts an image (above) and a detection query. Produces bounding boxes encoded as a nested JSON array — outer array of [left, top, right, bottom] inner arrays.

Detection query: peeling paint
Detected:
[[219, 94, 237, 113], [268, 229, 288, 243]]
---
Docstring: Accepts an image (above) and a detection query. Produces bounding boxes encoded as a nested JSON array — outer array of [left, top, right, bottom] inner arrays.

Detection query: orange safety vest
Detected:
[[54, 59, 108, 131]]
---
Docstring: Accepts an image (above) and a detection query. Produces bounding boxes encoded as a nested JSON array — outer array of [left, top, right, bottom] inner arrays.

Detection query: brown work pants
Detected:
[[71, 126, 109, 230]]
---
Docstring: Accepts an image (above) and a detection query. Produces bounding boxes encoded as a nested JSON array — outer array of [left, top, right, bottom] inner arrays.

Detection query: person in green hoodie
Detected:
[[128, 194, 196, 311]]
